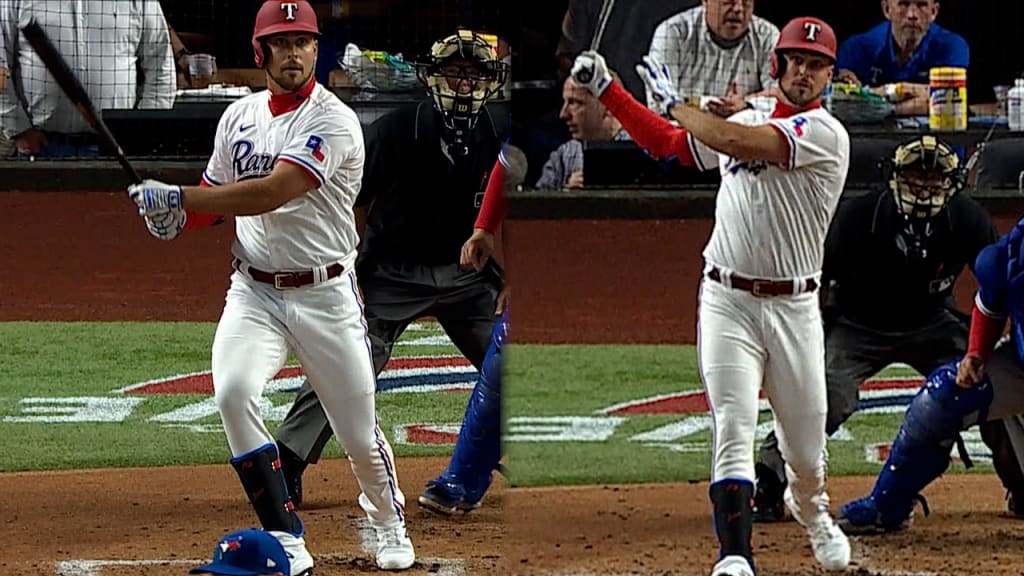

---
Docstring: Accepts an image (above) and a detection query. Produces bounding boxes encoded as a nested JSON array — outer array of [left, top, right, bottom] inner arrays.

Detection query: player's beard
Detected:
[[271, 66, 313, 93], [781, 81, 823, 108]]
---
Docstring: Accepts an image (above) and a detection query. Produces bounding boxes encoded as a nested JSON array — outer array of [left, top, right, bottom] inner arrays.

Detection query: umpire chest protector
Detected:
[[357, 99, 504, 265]]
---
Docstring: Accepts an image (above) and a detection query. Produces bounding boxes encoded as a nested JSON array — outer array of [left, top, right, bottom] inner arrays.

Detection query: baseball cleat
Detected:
[[710, 555, 754, 576], [784, 490, 849, 571], [374, 524, 416, 571], [269, 530, 315, 576], [417, 478, 483, 516], [1007, 490, 1024, 518]]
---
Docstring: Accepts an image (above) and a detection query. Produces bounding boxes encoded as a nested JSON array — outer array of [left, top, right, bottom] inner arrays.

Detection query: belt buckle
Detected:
[[273, 273, 295, 290], [751, 279, 771, 298]]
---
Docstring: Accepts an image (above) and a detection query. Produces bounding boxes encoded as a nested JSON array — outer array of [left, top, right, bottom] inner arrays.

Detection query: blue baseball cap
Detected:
[[190, 529, 290, 575]]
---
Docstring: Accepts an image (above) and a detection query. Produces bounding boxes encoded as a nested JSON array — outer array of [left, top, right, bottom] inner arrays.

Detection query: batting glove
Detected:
[[636, 54, 681, 117], [143, 209, 186, 241], [571, 51, 612, 98], [128, 179, 184, 217]]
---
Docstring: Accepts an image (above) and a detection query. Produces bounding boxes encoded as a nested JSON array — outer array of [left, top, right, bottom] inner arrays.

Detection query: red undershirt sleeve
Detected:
[[598, 81, 695, 166], [474, 155, 507, 234]]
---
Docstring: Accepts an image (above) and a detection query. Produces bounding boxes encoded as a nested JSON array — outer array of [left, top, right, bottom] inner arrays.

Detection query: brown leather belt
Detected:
[[708, 266, 818, 297], [233, 258, 344, 290]]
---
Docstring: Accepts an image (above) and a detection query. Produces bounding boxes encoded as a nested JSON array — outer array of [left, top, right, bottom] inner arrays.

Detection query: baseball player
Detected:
[[272, 29, 509, 509], [418, 145, 517, 515], [572, 16, 851, 576], [753, 136, 1000, 523], [126, 1, 415, 572], [838, 215, 1024, 533]]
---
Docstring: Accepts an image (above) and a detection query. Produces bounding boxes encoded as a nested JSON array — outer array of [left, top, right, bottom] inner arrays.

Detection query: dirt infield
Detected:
[[1, 458, 504, 576], [3, 192, 1023, 574], [505, 475, 1024, 576]]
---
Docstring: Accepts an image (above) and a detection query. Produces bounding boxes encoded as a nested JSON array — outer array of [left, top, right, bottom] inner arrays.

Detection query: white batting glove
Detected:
[[636, 54, 681, 117], [128, 178, 184, 217], [571, 51, 612, 98], [143, 209, 186, 241]]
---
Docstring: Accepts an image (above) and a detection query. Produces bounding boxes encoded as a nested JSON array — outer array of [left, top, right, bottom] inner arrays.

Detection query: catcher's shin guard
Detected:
[[840, 362, 992, 532], [231, 443, 303, 536], [430, 309, 507, 505], [709, 479, 756, 570]]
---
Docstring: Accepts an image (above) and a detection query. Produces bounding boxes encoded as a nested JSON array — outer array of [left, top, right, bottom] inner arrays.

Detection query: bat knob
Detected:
[[576, 69, 593, 84]]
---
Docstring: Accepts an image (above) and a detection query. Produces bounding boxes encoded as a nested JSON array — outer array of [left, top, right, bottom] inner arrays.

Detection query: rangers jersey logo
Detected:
[[231, 140, 275, 180], [305, 135, 325, 162]]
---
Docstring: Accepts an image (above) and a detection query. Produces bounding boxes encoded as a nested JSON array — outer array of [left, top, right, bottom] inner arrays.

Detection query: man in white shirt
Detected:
[[0, 0, 175, 157], [646, 0, 779, 118], [572, 15, 851, 576], [119, 2, 415, 573]]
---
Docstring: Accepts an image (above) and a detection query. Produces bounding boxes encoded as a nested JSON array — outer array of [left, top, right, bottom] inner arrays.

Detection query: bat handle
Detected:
[[118, 155, 143, 185]]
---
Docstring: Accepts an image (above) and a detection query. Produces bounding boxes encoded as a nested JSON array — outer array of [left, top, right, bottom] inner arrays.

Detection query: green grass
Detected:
[[505, 344, 989, 487], [0, 322, 468, 471]]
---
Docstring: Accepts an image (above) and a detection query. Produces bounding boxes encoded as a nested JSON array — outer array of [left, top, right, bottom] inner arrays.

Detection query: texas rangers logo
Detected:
[[725, 157, 769, 176], [232, 140, 275, 180], [792, 116, 809, 137], [305, 135, 325, 162], [804, 22, 822, 41], [280, 2, 299, 20]]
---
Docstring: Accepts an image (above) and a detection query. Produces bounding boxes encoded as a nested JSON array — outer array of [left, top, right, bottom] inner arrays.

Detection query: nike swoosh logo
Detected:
[[240, 123, 255, 132]]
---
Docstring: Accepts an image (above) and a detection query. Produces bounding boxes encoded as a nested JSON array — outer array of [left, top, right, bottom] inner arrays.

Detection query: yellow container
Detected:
[[929, 67, 968, 131]]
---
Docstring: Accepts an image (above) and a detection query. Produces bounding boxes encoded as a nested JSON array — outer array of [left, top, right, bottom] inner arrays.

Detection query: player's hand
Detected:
[[128, 179, 184, 217], [956, 354, 986, 388], [460, 228, 495, 272], [706, 82, 747, 118], [571, 51, 612, 98], [566, 170, 584, 189], [143, 209, 187, 241], [636, 54, 681, 117], [495, 284, 511, 316], [14, 128, 46, 155]]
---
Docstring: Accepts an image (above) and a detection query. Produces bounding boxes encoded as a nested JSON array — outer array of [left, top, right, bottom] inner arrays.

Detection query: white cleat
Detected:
[[268, 531, 315, 576], [710, 555, 755, 576], [784, 489, 850, 571], [374, 524, 416, 571], [807, 515, 851, 571]]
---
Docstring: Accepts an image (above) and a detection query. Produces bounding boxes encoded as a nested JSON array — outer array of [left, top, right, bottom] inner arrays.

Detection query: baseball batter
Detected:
[[839, 217, 1024, 533], [126, 1, 415, 572], [572, 16, 851, 576]]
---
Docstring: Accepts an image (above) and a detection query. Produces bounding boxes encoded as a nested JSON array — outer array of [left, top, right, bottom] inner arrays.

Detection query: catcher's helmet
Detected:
[[252, 0, 320, 69], [416, 30, 508, 149], [889, 135, 963, 220], [770, 17, 837, 80]]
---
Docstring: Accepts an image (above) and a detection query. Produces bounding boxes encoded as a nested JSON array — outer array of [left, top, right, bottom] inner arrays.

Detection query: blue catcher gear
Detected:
[[838, 362, 993, 534], [418, 307, 507, 515]]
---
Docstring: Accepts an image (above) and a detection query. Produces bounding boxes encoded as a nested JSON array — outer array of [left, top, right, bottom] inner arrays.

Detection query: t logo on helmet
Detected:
[[804, 22, 822, 41], [281, 2, 299, 21]]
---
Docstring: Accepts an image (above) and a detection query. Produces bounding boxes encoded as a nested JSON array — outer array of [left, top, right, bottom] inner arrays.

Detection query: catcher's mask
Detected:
[[887, 135, 963, 259], [417, 30, 508, 156]]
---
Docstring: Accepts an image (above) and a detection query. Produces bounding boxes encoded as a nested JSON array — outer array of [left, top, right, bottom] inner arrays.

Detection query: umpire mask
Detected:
[[888, 136, 963, 260], [417, 30, 508, 156]]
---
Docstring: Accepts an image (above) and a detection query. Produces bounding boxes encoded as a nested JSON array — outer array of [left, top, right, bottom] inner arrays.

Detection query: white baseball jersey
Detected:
[[202, 83, 364, 271], [690, 106, 850, 279]]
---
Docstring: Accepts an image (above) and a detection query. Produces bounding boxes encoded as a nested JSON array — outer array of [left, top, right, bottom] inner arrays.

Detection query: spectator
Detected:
[[536, 74, 629, 190], [0, 1, 175, 158], [836, 0, 968, 116], [646, 0, 779, 118]]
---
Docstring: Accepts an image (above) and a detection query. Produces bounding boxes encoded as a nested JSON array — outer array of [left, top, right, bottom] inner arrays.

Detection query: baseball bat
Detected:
[[575, 0, 616, 84], [20, 19, 142, 184]]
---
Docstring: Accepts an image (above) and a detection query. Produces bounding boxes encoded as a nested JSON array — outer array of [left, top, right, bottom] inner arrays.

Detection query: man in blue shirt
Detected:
[[836, 0, 968, 115]]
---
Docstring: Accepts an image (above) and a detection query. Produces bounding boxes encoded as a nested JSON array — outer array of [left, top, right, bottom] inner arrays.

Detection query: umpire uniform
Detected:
[[754, 136, 1003, 521], [273, 94, 506, 499]]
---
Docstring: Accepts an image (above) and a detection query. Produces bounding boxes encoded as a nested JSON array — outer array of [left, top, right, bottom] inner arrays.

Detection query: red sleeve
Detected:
[[967, 301, 1006, 362], [598, 81, 694, 166], [183, 178, 225, 231], [474, 154, 508, 233]]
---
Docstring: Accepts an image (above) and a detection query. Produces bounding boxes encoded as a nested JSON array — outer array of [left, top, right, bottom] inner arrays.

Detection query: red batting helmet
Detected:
[[770, 17, 837, 80], [252, 0, 320, 68]]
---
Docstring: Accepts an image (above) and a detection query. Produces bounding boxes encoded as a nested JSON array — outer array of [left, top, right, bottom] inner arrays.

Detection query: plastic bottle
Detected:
[[1008, 79, 1024, 131]]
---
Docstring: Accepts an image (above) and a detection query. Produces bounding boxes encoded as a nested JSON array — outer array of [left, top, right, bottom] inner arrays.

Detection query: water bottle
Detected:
[[1008, 78, 1024, 131]]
